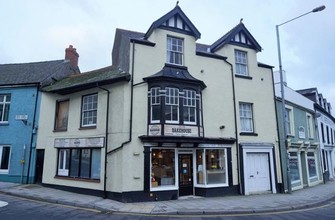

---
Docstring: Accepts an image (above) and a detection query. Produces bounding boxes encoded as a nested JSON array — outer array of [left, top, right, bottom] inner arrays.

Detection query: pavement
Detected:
[[0, 181, 334, 215]]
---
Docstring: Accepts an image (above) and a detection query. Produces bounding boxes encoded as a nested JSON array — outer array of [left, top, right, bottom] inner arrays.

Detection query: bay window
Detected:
[[150, 87, 161, 123]]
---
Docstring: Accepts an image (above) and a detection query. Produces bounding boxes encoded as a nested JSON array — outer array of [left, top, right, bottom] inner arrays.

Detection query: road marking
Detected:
[[0, 201, 8, 207]]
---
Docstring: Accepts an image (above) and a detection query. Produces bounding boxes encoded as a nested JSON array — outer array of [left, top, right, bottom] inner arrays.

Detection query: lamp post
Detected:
[[276, 5, 325, 194]]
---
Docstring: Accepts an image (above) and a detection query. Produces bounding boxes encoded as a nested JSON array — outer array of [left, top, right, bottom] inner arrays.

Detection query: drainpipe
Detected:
[[26, 85, 39, 184], [106, 40, 135, 155], [97, 84, 110, 198], [223, 60, 240, 193]]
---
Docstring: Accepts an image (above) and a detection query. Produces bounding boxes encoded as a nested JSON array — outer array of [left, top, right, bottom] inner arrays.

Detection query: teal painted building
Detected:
[[275, 83, 323, 192], [0, 46, 79, 183]]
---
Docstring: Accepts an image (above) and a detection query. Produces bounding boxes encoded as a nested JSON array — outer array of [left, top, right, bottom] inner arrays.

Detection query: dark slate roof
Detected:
[[210, 22, 262, 52], [0, 60, 74, 86], [43, 65, 130, 95], [143, 64, 206, 89], [144, 5, 201, 40]]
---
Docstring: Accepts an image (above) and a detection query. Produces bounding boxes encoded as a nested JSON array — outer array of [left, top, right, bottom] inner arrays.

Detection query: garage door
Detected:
[[246, 153, 271, 193]]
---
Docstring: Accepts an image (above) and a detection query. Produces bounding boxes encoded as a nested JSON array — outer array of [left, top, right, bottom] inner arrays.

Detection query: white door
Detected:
[[246, 153, 271, 193]]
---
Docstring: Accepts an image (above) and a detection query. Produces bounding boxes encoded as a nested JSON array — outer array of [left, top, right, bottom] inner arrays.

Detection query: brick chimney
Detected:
[[65, 45, 79, 71]]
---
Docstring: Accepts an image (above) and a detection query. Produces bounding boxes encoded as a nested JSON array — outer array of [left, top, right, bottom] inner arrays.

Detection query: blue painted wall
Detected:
[[0, 86, 40, 183]]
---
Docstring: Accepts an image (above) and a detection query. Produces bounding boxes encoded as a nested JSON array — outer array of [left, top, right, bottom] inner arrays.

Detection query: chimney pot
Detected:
[[65, 45, 79, 71]]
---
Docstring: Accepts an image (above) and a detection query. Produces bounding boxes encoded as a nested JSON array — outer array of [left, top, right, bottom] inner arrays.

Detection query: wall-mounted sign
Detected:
[[164, 125, 198, 137], [15, 115, 28, 120], [54, 137, 105, 148], [148, 125, 161, 136], [298, 126, 305, 139], [198, 144, 231, 148]]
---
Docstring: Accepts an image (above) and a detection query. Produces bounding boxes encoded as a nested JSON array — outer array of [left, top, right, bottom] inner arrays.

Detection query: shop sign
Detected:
[[164, 125, 198, 137], [148, 125, 161, 136], [54, 137, 104, 148], [198, 143, 231, 148]]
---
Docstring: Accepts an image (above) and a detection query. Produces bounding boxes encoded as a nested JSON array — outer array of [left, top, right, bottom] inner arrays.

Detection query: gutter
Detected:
[[96, 84, 110, 198], [26, 85, 40, 184], [106, 40, 136, 155], [223, 60, 240, 193]]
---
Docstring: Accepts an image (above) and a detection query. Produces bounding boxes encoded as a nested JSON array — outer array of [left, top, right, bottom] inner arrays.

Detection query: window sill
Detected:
[[53, 129, 68, 132], [54, 176, 100, 183], [0, 122, 9, 126], [235, 74, 252, 80], [79, 126, 96, 130], [240, 132, 258, 136]]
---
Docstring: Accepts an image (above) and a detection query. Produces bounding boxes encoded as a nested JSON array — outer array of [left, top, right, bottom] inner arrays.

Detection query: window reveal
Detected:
[[55, 100, 69, 130]]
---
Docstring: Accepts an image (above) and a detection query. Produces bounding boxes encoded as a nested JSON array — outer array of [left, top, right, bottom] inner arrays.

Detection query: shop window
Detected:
[[151, 149, 175, 188], [54, 100, 69, 131], [0, 145, 10, 173], [196, 149, 227, 186], [0, 94, 10, 123], [81, 93, 98, 127], [289, 152, 300, 183], [57, 148, 101, 180], [307, 152, 317, 178]]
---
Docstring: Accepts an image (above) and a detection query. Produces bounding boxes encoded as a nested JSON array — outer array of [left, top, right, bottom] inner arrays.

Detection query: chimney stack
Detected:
[[65, 45, 79, 71]]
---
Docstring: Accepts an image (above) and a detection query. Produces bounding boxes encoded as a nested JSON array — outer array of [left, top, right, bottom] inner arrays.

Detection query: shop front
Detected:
[[288, 141, 322, 190], [140, 135, 236, 201]]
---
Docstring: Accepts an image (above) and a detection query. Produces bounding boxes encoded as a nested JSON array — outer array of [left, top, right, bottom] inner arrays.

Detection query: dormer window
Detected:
[[167, 36, 183, 65], [235, 50, 248, 76]]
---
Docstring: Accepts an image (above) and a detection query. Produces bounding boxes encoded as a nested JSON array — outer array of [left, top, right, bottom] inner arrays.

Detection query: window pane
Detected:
[[239, 103, 253, 132], [70, 149, 80, 177], [307, 153, 317, 178], [151, 149, 175, 187], [152, 105, 160, 121], [80, 149, 91, 178], [82, 94, 98, 126], [91, 149, 101, 179], [167, 37, 183, 65], [289, 156, 300, 182], [0, 146, 10, 170], [206, 149, 226, 184], [196, 150, 205, 184], [235, 50, 248, 75]]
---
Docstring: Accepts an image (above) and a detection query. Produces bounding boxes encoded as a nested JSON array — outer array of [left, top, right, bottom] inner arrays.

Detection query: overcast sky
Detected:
[[1, 0, 334, 107]]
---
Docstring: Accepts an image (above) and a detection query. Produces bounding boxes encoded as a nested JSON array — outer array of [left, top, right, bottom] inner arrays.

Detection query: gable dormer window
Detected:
[[235, 50, 248, 76], [167, 36, 183, 65]]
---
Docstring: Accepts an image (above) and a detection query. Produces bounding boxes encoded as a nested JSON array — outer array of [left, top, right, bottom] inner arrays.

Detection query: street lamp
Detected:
[[276, 5, 325, 194]]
